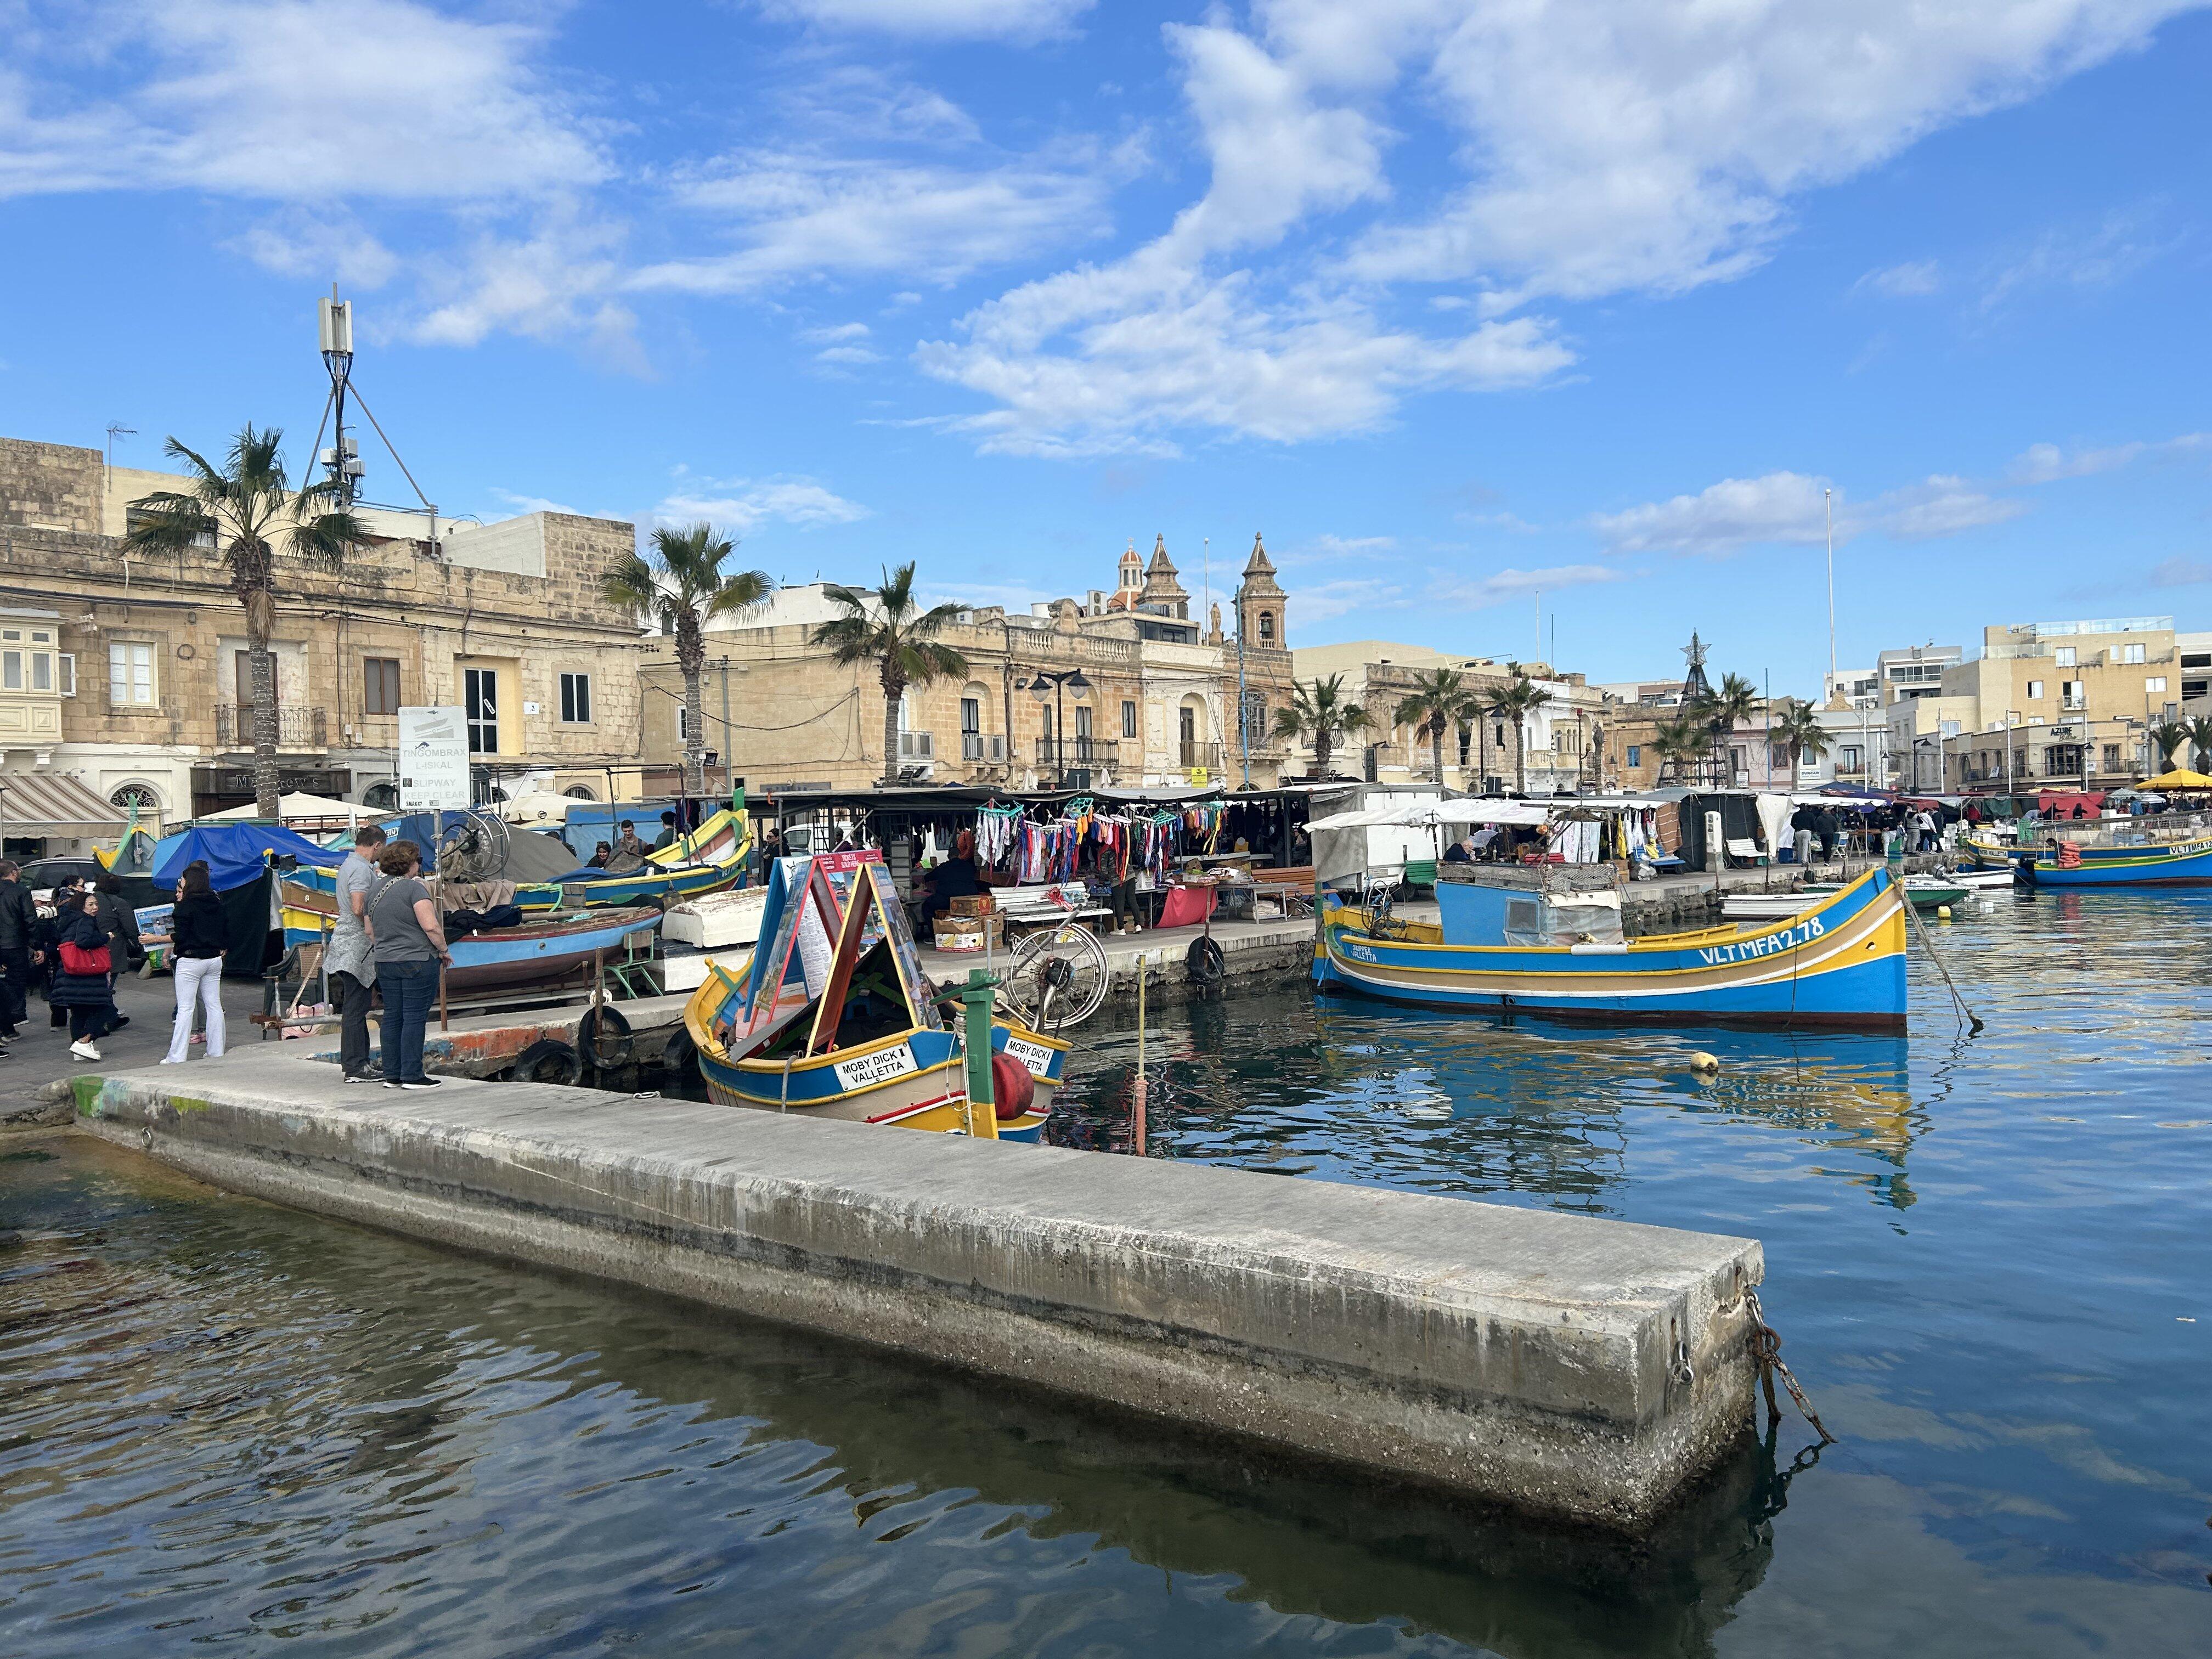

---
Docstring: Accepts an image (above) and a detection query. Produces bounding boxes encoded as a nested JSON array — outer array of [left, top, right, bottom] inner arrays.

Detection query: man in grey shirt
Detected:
[[325, 825, 387, 1082]]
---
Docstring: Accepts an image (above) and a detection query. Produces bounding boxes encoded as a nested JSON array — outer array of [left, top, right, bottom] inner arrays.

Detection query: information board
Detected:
[[398, 706, 470, 811]]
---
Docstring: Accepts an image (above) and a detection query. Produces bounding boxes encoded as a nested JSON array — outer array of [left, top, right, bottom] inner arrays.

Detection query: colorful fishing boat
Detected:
[[1315, 862, 1908, 1030], [442, 906, 662, 993], [685, 852, 1066, 1140], [1727, 873, 1978, 922], [2018, 834, 2212, 888]]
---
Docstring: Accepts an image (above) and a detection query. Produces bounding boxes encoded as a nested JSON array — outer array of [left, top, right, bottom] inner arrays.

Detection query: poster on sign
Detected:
[[398, 706, 470, 810]]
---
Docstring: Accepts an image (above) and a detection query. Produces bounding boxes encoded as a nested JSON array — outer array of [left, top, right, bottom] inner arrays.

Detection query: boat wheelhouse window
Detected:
[[1504, 899, 1541, 944]]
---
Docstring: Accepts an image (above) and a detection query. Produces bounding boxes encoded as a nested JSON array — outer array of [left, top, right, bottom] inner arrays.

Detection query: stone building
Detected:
[[0, 435, 651, 825], [1285, 640, 1609, 793], [637, 534, 1298, 793]]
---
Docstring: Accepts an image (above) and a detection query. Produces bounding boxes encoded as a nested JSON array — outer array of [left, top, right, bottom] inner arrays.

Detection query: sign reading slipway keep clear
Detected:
[[399, 706, 471, 811]]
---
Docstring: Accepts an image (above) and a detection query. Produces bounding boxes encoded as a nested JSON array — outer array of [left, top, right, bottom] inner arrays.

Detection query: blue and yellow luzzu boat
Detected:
[[685, 852, 1066, 1140], [1315, 862, 1908, 1030], [2019, 833, 2212, 888]]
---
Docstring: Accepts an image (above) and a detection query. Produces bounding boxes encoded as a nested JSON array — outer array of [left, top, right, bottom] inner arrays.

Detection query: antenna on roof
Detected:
[[303, 285, 441, 549]]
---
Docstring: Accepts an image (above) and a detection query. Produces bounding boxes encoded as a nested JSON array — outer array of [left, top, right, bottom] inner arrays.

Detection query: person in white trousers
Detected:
[[162, 862, 228, 1063]]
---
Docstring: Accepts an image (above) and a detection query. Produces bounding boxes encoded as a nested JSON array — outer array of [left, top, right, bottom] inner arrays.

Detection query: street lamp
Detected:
[[2003, 709, 2020, 797], [1017, 668, 1091, 788]]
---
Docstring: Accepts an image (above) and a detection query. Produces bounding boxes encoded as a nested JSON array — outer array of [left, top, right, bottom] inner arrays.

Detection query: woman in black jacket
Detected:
[[50, 896, 117, 1061], [162, 864, 229, 1064], [92, 873, 141, 1037]]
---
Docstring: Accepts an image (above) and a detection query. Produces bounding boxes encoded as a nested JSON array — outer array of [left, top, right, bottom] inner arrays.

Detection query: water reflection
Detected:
[[2, 1137, 1780, 1658], [1052, 1003, 1923, 1212]]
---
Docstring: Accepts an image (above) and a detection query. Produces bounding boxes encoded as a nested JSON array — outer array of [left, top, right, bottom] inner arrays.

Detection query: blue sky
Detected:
[[3, 0, 2209, 696]]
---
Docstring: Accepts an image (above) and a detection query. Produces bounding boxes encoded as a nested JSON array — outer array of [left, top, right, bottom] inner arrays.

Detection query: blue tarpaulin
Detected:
[[151, 824, 347, 891]]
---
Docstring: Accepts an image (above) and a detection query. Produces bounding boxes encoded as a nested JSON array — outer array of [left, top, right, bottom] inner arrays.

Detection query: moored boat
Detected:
[[2018, 834, 2212, 888], [686, 852, 1065, 1139], [1316, 862, 1908, 1030]]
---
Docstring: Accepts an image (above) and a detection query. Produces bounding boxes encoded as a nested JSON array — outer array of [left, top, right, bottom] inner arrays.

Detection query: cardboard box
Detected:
[[933, 915, 1005, 951], [949, 894, 996, 918]]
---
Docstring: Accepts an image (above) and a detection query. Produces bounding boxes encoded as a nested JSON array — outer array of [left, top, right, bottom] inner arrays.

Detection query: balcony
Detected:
[[960, 731, 1009, 764], [1036, 737, 1118, 770], [215, 703, 328, 750], [1179, 739, 1224, 774]]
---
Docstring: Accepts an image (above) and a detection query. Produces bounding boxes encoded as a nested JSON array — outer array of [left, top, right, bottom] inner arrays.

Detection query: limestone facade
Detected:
[[0, 435, 648, 823], [638, 535, 1298, 793]]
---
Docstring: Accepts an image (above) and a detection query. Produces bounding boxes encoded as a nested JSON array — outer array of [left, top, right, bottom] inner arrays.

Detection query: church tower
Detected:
[[1233, 532, 1286, 649], [1110, 539, 1144, 610], [1139, 533, 1189, 619]]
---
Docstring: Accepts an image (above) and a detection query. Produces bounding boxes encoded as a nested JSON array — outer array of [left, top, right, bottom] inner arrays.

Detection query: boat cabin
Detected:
[[1435, 863, 1626, 949]]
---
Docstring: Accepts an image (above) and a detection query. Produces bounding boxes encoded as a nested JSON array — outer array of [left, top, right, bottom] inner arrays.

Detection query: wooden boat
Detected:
[[1724, 874, 1976, 922], [685, 852, 1065, 1141], [442, 906, 661, 992], [1316, 862, 1908, 1030], [2018, 834, 2212, 888], [294, 808, 752, 915]]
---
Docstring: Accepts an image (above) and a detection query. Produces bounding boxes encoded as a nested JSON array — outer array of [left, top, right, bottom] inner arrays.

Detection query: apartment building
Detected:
[[1934, 617, 2188, 791], [0, 435, 650, 823]]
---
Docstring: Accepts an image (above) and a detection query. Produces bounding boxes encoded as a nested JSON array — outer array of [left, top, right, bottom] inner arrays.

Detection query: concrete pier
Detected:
[[70, 1051, 1765, 1530]]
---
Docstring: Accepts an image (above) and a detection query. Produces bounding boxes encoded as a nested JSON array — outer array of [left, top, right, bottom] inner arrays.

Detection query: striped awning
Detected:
[[0, 771, 128, 836]]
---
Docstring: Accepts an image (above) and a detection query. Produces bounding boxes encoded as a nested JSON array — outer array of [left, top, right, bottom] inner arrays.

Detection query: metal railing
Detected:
[[1037, 737, 1118, 769], [961, 732, 1008, 763], [214, 704, 327, 748], [1180, 739, 1224, 772]]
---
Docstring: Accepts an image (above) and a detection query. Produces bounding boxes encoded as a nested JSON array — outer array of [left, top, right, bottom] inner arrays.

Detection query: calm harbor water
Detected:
[[4, 889, 2209, 1656]]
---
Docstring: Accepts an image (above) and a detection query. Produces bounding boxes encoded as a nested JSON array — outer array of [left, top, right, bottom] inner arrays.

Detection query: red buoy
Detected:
[[991, 1050, 1036, 1120]]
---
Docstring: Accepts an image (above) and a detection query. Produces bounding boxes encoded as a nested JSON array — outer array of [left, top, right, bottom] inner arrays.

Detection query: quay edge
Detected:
[[71, 1051, 1765, 1532]]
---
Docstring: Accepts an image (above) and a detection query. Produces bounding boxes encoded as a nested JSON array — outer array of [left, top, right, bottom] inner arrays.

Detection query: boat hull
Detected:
[[697, 1022, 1059, 1141], [2021, 837, 2212, 887], [1316, 867, 1908, 1030], [443, 907, 662, 992]]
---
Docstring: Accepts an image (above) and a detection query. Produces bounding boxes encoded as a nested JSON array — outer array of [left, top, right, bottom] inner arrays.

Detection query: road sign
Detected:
[[398, 706, 470, 810]]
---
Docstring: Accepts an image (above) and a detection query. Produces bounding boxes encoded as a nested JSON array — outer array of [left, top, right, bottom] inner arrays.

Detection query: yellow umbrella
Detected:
[[2141, 769, 2212, 790]]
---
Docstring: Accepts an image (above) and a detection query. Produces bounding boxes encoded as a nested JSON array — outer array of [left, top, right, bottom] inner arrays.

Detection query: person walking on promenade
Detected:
[[162, 864, 229, 1064], [0, 860, 37, 1051], [325, 825, 387, 1083], [91, 873, 143, 1039], [52, 893, 116, 1062], [364, 840, 452, 1091]]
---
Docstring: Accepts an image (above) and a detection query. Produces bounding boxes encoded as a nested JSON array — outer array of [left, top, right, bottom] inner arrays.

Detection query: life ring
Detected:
[[577, 1005, 633, 1068], [1186, 934, 1226, 984], [513, 1039, 582, 1086]]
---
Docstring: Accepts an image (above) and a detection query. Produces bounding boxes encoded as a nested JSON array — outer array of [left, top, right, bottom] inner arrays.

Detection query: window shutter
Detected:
[[58, 653, 75, 697]]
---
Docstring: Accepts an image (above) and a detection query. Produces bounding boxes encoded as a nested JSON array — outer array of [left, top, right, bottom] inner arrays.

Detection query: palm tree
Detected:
[[1484, 673, 1554, 794], [602, 522, 774, 797], [122, 425, 366, 819], [811, 562, 969, 786], [1690, 671, 1762, 785], [1770, 699, 1833, 777], [1272, 674, 1372, 779], [2188, 714, 2212, 773], [1651, 715, 1710, 783], [1393, 668, 1481, 784], [2149, 719, 2190, 772]]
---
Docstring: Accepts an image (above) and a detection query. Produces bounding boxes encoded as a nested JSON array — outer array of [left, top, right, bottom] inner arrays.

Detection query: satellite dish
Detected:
[[436, 810, 509, 883]]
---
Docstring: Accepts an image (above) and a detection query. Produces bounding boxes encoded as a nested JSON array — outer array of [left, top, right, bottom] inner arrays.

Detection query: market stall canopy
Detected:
[[203, 791, 368, 823], [151, 823, 347, 890], [1306, 800, 1553, 832], [0, 771, 129, 837], [2141, 769, 2212, 791]]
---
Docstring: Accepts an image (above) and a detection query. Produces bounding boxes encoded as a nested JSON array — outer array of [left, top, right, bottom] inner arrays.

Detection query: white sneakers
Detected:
[[69, 1039, 101, 1061]]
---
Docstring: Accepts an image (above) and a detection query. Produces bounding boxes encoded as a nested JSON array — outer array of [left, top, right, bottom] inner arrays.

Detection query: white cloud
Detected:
[[1855, 259, 1943, 297], [2149, 556, 2212, 587], [1295, 578, 1407, 622], [2010, 431, 2210, 482], [1324, 1, 2193, 302], [1592, 471, 1836, 556], [0, 0, 604, 201], [1978, 205, 2174, 312], [653, 475, 873, 535], [758, 0, 1093, 44], [409, 206, 644, 373], [1593, 467, 2025, 555], [631, 150, 1115, 297], [232, 214, 400, 290], [1305, 534, 1397, 558], [813, 345, 883, 366], [1435, 564, 1626, 608]]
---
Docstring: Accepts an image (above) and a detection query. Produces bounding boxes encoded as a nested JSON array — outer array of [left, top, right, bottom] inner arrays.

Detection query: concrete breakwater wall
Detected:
[[71, 1052, 1764, 1531]]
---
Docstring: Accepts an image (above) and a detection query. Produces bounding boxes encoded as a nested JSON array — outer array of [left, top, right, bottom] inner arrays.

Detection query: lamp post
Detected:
[[1017, 668, 1091, 789], [2004, 709, 2020, 797]]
